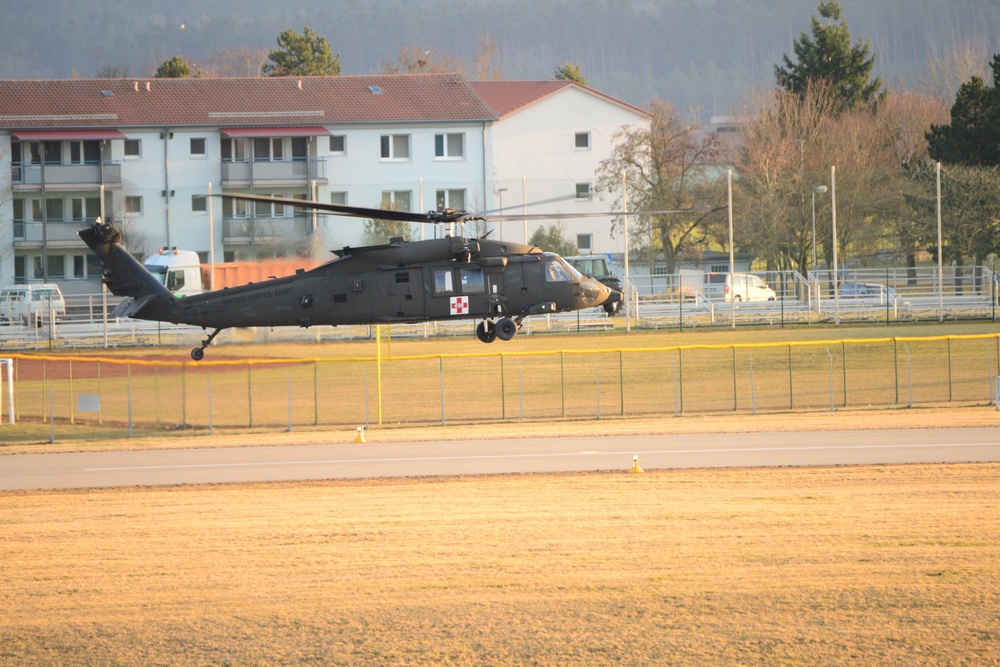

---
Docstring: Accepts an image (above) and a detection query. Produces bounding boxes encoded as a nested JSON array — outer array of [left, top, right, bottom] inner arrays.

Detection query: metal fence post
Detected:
[[208, 375, 214, 435], [439, 357, 446, 426], [904, 344, 913, 408], [595, 358, 602, 420], [749, 351, 757, 415], [826, 348, 834, 412], [787, 345, 793, 410]]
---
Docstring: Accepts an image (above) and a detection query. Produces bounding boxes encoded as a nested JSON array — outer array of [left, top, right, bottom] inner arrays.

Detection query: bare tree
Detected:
[[473, 33, 503, 81], [595, 100, 727, 275], [380, 44, 464, 75], [918, 38, 991, 102], [201, 47, 269, 77]]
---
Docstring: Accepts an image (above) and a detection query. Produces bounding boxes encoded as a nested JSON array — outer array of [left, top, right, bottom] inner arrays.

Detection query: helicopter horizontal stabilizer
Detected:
[[110, 294, 156, 319]]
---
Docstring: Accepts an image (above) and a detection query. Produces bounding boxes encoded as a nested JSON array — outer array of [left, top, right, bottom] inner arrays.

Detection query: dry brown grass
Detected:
[[3, 464, 999, 665]]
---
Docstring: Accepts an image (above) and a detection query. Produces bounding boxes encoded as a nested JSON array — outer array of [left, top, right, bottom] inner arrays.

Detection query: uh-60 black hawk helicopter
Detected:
[[80, 193, 625, 360]]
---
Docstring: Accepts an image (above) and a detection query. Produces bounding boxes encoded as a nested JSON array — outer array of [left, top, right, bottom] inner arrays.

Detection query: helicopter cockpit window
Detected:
[[544, 257, 577, 283], [433, 269, 454, 294], [459, 267, 484, 293]]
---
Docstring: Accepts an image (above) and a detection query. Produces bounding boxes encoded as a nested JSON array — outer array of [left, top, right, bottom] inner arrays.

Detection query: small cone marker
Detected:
[[629, 454, 644, 474], [354, 426, 366, 444]]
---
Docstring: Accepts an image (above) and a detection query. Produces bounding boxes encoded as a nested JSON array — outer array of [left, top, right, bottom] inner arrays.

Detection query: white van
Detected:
[[0, 283, 67, 324], [722, 273, 776, 302]]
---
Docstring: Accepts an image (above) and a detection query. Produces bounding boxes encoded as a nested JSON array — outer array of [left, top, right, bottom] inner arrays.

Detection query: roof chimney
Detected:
[[297, 80, 303, 90], [145, 81, 151, 92], [134, 81, 139, 92]]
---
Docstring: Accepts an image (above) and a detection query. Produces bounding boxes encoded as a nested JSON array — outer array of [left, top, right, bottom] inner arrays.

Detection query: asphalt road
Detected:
[[2, 428, 999, 491]]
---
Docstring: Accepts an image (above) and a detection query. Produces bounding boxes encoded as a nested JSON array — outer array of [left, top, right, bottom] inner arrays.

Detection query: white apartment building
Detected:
[[0, 74, 649, 294]]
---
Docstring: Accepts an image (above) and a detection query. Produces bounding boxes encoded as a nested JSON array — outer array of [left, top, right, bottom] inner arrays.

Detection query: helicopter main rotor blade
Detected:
[[484, 209, 691, 221], [212, 193, 468, 224]]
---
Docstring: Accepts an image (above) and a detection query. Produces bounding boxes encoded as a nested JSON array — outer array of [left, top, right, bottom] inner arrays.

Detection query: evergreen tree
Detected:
[[927, 54, 1000, 166], [263, 26, 341, 77], [155, 56, 192, 79], [529, 224, 577, 257], [774, 0, 883, 112], [554, 63, 587, 86]]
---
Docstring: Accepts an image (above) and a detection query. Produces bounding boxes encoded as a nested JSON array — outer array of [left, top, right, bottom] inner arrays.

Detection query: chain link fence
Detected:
[[3, 333, 997, 441]]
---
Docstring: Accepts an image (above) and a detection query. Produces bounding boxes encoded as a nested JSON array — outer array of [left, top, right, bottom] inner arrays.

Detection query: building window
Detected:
[[254, 137, 284, 161], [575, 132, 591, 149], [434, 133, 465, 159], [330, 135, 346, 154], [330, 191, 347, 205], [190, 138, 206, 156], [381, 191, 412, 212], [435, 189, 465, 211], [380, 134, 410, 160], [125, 196, 143, 214], [73, 255, 86, 278], [577, 234, 593, 252], [192, 195, 207, 213], [576, 182, 592, 200], [124, 139, 141, 157], [222, 138, 246, 161]]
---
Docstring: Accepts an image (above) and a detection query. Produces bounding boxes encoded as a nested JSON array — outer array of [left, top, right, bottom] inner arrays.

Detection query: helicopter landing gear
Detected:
[[495, 317, 518, 341], [476, 320, 497, 343], [191, 327, 223, 361]]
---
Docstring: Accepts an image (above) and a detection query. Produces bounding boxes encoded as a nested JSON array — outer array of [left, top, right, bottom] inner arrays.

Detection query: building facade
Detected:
[[0, 75, 649, 294]]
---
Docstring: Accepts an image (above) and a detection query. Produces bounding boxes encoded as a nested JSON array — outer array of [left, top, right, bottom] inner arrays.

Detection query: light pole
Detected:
[[496, 187, 508, 239], [811, 185, 827, 273]]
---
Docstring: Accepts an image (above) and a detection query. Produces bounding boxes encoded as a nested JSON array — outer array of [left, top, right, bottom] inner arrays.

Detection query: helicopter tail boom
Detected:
[[79, 219, 173, 301]]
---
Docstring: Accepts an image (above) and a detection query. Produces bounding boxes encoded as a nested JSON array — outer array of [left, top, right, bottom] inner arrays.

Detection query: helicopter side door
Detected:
[[386, 268, 425, 320], [426, 265, 491, 321]]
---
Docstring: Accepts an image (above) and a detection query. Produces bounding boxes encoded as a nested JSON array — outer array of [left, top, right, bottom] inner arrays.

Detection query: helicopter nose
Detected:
[[578, 278, 611, 308]]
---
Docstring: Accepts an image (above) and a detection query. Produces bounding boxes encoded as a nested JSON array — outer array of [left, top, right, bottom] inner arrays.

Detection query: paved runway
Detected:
[[2, 427, 999, 490]]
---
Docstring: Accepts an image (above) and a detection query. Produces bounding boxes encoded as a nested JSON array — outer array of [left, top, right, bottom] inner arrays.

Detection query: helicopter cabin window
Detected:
[[329, 135, 346, 154], [435, 133, 465, 159], [575, 132, 591, 149], [459, 267, 485, 293], [436, 189, 465, 211], [544, 257, 574, 283], [433, 269, 454, 294], [380, 134, 410, 160]]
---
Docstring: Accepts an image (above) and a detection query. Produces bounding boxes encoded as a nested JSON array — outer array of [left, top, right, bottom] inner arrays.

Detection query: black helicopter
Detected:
[[79, 193, 622, 360]]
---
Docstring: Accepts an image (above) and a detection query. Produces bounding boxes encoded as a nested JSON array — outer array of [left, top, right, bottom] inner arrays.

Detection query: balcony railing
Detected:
[[221, 158, 327, 185], [12, 218, 93, 244], [12, 162, 122, 188], [222, 215, 313, 243]]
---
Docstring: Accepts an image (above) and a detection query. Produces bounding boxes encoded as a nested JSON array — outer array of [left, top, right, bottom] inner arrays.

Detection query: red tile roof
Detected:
[[0, 74, 497, 129], [470, 80, 649, 119]]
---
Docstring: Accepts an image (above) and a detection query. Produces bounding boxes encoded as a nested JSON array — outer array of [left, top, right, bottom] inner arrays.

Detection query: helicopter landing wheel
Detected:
[[476, 320, 497, 343], [191, 327, 224, 361], [495, 317, 517, 341]]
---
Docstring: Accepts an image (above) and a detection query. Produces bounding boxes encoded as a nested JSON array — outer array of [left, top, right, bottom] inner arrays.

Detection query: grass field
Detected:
[[2, 464, 998, 666], [3, 322, 999, 665]]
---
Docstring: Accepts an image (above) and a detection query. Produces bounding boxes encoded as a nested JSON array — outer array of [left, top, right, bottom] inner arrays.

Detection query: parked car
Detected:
[[721, 273, 777, 302], [839, 282, 897, 305], [0, 283, 67, 325]]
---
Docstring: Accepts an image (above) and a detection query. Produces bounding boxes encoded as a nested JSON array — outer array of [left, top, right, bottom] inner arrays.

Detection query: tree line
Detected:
[[591, 1, 1000, 277]]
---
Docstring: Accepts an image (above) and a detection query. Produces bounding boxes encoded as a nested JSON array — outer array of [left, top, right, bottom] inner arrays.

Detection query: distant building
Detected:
[[0, 74, 649, 294]]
